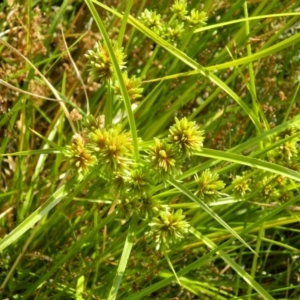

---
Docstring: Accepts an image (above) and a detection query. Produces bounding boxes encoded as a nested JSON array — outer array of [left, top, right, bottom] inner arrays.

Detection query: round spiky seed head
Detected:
[[117, 195, 162, 220], [194, 169, 225, 203], [232, 175, 251, 198], [113, 72, 143, 101], [140, 9, 163, 35], [168, 117, 205, 157], [186, 9, 208, 27], [65, 133, 97, 174], [171, 0, 188, 18], [148, 138, 182, 182], [147, 209, 190, 250], [90, 126, 133, 173], [127, 166, 154, 195], [85, 40, 126, 82]]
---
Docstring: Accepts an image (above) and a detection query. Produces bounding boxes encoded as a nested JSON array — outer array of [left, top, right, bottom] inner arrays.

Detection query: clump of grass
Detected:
[[1, 1, 300, 299]]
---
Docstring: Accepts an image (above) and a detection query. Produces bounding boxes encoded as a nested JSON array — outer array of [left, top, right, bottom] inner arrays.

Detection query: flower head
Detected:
[[65, 133, 97, 174], [138, 195, 163, 219], [85, 40, 126, 82], [148, 138, 182, 182], [255, 176, 280, 203], [232, 175, 251, 198], [89, 128, 109, 150], [111, 170, 129, 196], [268, 137, 298, 163], [186, 9, 208, 27], [171, 0, 188, 18], [113, 72, 143, 100], [279, 140, 298, 161], [127, 165, 154, 195], [195, 169, 225, 202], [168, 117, 205, 157], [140, 9, 163, 35], [117, 195, 163, 220], [89, 125, 133, 173], [165, 20, 184, 43], [84, 114, 105, 132], [147, 209, 190, 250]]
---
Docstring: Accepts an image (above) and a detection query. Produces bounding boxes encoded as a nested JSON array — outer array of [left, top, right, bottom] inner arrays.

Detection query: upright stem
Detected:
[[86, 0, 140, 162], [105, 82, 113, 127], [107, 213, 138, 300]]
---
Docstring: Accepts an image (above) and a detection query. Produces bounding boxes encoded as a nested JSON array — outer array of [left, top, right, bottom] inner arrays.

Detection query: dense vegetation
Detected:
[[1, 0, 300, 299]]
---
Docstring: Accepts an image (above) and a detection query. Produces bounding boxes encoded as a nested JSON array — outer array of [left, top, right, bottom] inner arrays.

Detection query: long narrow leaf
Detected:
[[86, 0, 139, 162], [0, 183, 69, 251], [168, 178, 255, 254], [123, 194, 300, 300], [194, 12, 300, 33], [0, 175, 92, 251], [190, 227, 274, 300], [91, 0, 262, 133], [107, 214, 138, 300], [199, 149, 300, 182]]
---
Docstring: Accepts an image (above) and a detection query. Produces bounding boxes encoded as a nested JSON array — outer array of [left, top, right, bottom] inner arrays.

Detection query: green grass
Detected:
[[1, 0, 300, 299]]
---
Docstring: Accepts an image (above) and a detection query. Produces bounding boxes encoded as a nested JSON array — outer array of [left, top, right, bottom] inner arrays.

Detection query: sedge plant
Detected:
[[1, 1, 300, 299]]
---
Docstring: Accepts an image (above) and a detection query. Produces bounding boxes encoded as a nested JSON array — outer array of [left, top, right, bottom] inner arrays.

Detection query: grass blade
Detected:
[[86, 0, 139, 162], [190, 227, 274, 300], [199, 148, 300, 182], [168, 178, 255, 254]]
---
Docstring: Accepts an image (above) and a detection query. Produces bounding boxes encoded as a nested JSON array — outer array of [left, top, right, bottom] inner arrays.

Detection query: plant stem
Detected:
[[107, 213, 138, 300]]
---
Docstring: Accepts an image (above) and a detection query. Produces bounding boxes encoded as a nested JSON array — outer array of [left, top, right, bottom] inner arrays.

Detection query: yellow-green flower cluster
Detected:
[[85, 40, 126, 82], [171, 0, 188, 18], [232, 175, 251, 199], [195, 169, 225, 203], [185, 9, 208, 27], [168, 117, 205, 157], [89, 125, 133, 173], [140, 9, 163, 35], [147, 209, 190, 250], [140, 1, 208, 44], [148, 138, 182, 182], [268, 125, 300, 167], [65, 133, 97, 175], [112, 71, 143, 101], [64, 116, 209, 250], [146, 117, 205, 183], [118, 195, 163, 220], [165, 20, 184, 42]]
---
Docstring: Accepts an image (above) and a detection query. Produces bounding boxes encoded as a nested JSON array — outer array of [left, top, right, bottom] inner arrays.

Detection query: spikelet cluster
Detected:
[[140, 1, 208, 43], [194, 169, 225, 203], [65, 133, 97, 175], [168, 117, 205, 157], [65, 115, 208, 250], [85, 40, 126, 82], [147, 209, 190, 250]]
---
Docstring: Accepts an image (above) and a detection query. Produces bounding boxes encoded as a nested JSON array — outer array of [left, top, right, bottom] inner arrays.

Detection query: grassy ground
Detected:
[[1, 0, 300, 299]]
